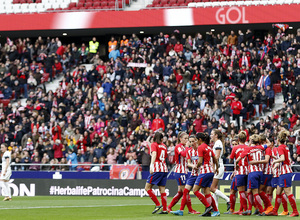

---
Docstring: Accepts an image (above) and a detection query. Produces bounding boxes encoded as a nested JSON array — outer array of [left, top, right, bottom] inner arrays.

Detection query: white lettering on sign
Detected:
[[216, 7, 249, 24]]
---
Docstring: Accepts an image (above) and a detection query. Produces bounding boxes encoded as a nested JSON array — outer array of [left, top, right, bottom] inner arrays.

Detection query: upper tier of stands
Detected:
[[0, 0, 299, 13], [0, 0, 130, 13]]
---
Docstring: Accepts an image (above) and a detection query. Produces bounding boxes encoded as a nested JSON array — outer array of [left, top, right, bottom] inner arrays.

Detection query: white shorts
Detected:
[[0, 170, 12, 181], [214, 165, 224, 180]]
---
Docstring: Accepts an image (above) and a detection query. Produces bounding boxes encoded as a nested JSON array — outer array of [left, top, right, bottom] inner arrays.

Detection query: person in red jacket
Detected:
[[52, 123, 62, 142], [174, 41, 183, 53], [231, 95, 243, 128], [152, 114, 165, 132], [193, 114, 205, 133], [289, 110, 298, 129], [53, 139, 63, 162], [54, 59, 63, 74]]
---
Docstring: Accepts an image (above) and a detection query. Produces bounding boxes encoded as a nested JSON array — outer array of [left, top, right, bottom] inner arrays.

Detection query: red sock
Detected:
[[206, 194, 218, 212], [247, 192, 253, 211], [194, 191, 209, 207], [239, 191, 248, 211], [267, 193, 273, 203], [254, 194, 264, 213], [147, 189, 160, 206], [168, 191, 183, 209], [274, 194, 282, 212], [288, 194, 298, 213], [161, 193, 167, 211], [282, 194, 288, 212], [239, 203, 243, 212], [230, 194, 236, 210], [179, 188, 189, 211], [259, 191, 272, 208], [186, 194, 193, 212]]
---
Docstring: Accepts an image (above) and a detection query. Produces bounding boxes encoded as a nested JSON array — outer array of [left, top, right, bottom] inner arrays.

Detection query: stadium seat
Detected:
[[86, 2, 92, 7], [28, 3, 37, 12], [36, 4, 45, 12], [60, 2, 69, 9], [44, 3, 52, 9], [35, 0, 41, 3], [13, 4, 22, 13], [93, 2, 100, 7], [52, 3, 60, 9], [21, 3, 30, 13]]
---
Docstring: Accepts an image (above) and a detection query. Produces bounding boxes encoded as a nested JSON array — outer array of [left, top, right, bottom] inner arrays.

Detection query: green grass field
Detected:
[[0, 196, 297, 220]]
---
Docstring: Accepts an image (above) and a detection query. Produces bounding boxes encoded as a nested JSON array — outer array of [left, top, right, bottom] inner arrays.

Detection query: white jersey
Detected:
[[2, 151, 11, 172], [213, 140, 223, 165]]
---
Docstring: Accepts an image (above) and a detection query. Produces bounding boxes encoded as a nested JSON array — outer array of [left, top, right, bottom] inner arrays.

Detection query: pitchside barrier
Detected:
[[5, 170, 300, 198]]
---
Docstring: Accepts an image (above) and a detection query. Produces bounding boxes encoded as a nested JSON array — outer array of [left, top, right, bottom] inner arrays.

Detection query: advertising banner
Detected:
[[1, 5, 300, 31], [109, 165, 139, 179], [6, 179, 300, 199]]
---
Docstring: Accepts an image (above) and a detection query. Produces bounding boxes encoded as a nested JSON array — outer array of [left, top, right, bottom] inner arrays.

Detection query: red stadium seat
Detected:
[[35, 0, 41, 3], [178, 0, 185, 4], [108, 1, 115, 7], [161, 0, 169, 5], [68, 2, 77, 8], [169, 0, 177, 4], [13, 0, 21, 3], [0, 99, 11, 108], [153, 0, 160, 4], [118, 1, 123, 8], [78, 0, 85, 3], [27, 0, 33, 3], [101, 1, 108, 6], [125, 0, 130, 4], [273, 83, 282, 95], [20, 0, 26, 3], [93, 2, 100, 6], [86, 0, 93, 2], [78, 2, 84, 7], [86, 2, 92, 7]]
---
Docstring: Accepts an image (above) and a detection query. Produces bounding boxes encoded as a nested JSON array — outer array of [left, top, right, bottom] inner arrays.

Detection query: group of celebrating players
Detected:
[[144, 129, 299, 217]]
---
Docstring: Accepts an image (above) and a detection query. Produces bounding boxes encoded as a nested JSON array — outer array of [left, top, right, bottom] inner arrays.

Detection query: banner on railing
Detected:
[[109, 165, 139, 179]]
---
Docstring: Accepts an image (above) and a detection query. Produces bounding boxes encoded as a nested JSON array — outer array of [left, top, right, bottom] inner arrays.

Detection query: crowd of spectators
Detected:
[[1, 27, 300, 172]]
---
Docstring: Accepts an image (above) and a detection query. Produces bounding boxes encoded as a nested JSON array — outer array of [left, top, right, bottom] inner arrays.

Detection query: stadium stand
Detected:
[[1, 24, 300, 172], [0, 0, 131, 13]]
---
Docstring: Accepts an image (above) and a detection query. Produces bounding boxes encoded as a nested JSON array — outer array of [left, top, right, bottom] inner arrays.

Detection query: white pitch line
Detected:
[[0, 204, 154, 210]]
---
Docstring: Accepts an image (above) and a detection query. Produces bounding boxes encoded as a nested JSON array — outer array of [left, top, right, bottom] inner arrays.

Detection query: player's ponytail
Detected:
[[196, 132, 206, 144], [259, 134, 266, 144], [238, 131, 247, 143], [153, 132, 163, 144], [213, 129, 225, 153], [278, 130, 290, 144], [177, 131, 188, 144], [250, 134, 260, 145]]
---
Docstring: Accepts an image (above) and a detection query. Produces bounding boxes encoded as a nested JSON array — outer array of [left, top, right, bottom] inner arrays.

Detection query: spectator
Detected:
[[66, 149, 78, 171], [53, 139, 63, 162]]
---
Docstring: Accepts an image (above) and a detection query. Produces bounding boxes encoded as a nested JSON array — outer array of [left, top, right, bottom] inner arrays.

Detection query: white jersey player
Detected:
[[1, 143, 12, 201], [210, 129, 230, 211]]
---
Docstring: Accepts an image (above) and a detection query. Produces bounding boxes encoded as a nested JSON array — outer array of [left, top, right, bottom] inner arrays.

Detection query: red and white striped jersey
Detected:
[[187, 147, 199, 176], [278, 144, 293, 175], [271, 147, 280, 178], [229, 144, 248, 175], [174, 143, 188, 174], [84, 114, 93, 129], [150, 142, 168, 173], [240, 145, 265, 172], [197, 143, 215, 174], [263, 147, 273, 175]]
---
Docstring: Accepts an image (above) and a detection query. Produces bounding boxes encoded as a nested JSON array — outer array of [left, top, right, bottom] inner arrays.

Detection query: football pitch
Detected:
[[0, 196, 296, 220]]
